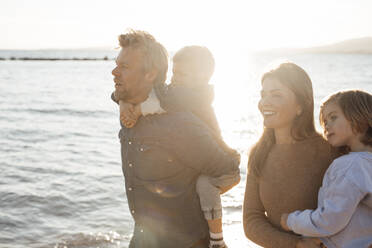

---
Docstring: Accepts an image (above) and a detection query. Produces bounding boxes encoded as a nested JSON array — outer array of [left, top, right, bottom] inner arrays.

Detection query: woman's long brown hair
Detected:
[[248, 62, 318, 177]]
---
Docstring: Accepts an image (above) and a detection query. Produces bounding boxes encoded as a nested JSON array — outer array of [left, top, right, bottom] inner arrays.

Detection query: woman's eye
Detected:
[[330, 115, 337, 121]]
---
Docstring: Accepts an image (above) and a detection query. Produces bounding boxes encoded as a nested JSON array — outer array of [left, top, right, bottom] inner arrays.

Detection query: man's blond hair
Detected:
[[118, 30, 168, 86]]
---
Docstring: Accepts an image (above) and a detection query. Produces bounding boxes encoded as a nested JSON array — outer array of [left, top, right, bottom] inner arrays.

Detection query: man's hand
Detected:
[[280, 213, 290, 231], [119, 101, 141, 128], [218, 173, 240, 194], [296, 237, 324, 248]]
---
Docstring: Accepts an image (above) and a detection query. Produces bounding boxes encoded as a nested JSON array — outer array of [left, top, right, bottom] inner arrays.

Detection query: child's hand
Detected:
[[296, 238, 324, 248], [132, 104, 142, 120], [280, 213, 290, 231], [119, 101, 140, 128]]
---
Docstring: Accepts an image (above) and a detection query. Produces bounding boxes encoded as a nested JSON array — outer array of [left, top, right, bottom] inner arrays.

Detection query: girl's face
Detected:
[[322, 102, 356, 148], [258, 77, 301, 132]]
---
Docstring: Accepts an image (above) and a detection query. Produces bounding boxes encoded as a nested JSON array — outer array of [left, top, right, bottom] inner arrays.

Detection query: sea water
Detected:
[[0, 51, 371, 248]]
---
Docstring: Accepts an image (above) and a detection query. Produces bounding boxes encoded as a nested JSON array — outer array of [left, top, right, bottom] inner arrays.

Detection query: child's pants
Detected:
[[196, 172, 240, 220]]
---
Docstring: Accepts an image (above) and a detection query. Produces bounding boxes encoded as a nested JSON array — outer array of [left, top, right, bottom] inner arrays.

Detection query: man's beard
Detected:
[[114, 89, 129, 102]]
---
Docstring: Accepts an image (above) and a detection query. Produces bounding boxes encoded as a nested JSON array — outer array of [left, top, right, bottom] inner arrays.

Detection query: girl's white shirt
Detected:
[[287, 151, 372, 248]]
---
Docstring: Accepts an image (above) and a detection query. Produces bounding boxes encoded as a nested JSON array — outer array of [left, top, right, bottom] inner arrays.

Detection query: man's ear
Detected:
[[145, 68, 158, 84]]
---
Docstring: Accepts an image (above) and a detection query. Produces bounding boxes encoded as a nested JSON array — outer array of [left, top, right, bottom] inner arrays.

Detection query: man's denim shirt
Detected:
[[113, 95, 240, 248]]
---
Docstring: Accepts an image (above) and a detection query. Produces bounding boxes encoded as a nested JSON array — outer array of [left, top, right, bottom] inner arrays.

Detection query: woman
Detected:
[[243, 62, 336, 248]]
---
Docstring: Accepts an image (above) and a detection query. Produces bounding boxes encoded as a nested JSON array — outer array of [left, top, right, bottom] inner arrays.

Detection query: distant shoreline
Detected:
[[1, 52, 372, 62], [260, 37, 372, 55], [255, 50, 372, 56], [0, 56, 114, 61]]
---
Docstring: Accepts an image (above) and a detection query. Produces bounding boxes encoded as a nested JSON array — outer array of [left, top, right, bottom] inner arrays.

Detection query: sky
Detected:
[[1, 0, 372, 52]]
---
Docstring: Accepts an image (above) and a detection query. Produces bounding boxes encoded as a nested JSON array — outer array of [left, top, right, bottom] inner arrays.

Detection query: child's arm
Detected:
[[112, 92, 138, 128], [281, 160, 366, 237], [219, 175, 240, 194], [119, 89, 165, 128], [119, 101, 141, 128], [215, 170, 241, 194]]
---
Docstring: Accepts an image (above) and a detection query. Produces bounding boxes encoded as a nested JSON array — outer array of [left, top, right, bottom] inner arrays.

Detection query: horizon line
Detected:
[[0, 36, 371, 53]]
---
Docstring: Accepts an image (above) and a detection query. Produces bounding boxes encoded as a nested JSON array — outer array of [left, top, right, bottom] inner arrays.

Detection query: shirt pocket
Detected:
[[134, 137, 183, 182]]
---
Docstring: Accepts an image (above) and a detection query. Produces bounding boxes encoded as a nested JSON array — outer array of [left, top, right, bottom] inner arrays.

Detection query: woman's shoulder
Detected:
[[301, 134, 336, 163], [303, 133, 332, 150], [288, 134, 329, 152], [304, 133, 327, 145]]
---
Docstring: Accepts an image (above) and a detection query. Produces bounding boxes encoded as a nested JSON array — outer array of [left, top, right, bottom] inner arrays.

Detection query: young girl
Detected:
[[280, 90, 372, 248]]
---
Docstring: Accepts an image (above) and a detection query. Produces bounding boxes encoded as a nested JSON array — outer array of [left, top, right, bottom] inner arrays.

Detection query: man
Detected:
[[111, 30, 240, 248]]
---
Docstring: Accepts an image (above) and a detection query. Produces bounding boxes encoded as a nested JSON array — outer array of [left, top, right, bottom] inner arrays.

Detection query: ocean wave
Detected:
[[50, 231, 130, 248], [2, 108, 113, 117], [0, 212, 24, 229], [1, 192, 75, 212], [1, 57, 113, 61]]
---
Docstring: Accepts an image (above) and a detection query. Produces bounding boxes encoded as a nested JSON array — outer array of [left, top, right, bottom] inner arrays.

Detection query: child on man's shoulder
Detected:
[[120, 45, 220, 136]]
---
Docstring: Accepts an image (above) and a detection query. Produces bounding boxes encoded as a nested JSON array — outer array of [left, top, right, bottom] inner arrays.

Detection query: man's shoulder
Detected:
[[155, 110, 202, 124], [157, 111, 211, 136]]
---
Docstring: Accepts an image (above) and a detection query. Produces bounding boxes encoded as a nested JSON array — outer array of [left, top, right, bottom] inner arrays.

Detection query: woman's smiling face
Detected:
[[258, 77, 301, 131]]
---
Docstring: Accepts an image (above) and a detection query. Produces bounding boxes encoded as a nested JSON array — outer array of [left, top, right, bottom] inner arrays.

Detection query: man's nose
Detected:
[[112, 67, 119, 77]]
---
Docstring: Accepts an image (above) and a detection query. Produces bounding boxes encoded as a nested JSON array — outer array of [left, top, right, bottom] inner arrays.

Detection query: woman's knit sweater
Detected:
[[243, 135, 335, 248]]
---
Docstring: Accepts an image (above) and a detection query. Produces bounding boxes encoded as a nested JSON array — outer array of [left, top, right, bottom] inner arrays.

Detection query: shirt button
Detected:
[[140, 148, 144, 152], [131, 210, 135, 214], [140, 229, 144, 233], [129, 163, 133, 167], [128, 187, 132, 191], [128, 141, 132, 145]]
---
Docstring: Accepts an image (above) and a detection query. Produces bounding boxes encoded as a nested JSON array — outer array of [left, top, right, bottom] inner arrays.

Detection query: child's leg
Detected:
[[196, 175, 225, 248]]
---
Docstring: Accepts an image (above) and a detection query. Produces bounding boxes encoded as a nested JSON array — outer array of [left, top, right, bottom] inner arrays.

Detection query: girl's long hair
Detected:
[[319, 90, 372, 151]]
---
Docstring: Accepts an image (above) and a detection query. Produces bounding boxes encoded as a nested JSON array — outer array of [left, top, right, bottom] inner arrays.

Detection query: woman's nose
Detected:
[[258, 98, 267, 111], [259, 96, 271, 107]]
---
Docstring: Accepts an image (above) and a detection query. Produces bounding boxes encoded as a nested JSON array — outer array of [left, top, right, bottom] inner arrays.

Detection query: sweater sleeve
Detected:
[[243, 173, 301, 248], [287, 159, 366, 237]]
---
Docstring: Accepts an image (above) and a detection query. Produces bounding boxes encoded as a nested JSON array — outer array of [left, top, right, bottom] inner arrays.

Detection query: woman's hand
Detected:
[[280, 213, 290, 231], [296, 237, 325, 248]]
